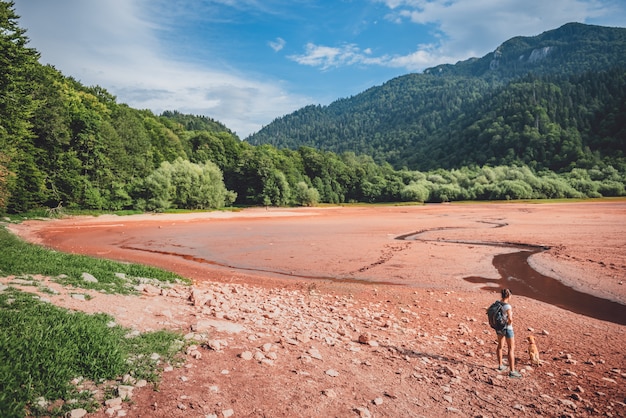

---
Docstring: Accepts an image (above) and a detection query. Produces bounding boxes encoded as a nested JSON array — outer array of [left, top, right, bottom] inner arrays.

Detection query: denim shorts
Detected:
[[497, 327, 514, 339]]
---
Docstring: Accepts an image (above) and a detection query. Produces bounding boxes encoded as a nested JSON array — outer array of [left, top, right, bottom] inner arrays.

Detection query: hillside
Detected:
[[1, 1, 624, 214], [247, 23, 626, 172]]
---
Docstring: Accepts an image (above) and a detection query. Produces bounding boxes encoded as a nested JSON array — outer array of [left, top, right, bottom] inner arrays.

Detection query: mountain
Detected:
[[246, 23, 626, 172]]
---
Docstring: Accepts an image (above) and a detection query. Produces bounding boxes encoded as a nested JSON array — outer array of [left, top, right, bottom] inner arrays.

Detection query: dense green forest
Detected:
[[0, 2, 624, 215], [248, 23, 626, 172]]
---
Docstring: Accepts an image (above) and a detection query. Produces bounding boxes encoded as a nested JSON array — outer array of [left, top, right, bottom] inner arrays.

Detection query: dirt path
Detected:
[[5, 202, 626, 417]]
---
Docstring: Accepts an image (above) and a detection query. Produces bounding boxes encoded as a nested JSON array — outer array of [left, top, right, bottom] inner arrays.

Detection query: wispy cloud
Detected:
[[14, 0, 310, 137], [290, 0, 625, 72], [269, 37, 286, 52], [289, 43, 383, 70], [13, 0, 626, 137], [376, 0, 622, 62]]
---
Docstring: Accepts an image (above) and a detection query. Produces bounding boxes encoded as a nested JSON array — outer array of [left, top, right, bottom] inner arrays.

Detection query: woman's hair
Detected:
[[501, 288, 512, 299]]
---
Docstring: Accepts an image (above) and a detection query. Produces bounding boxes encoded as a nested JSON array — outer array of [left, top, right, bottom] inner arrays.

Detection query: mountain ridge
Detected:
[[247, 22, 626, 172]]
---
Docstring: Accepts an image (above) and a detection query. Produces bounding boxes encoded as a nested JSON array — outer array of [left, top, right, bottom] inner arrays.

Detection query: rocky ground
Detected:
[[5, 202, 626, 417]]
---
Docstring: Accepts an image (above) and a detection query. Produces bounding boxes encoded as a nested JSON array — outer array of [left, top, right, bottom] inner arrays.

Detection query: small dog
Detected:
[[526, 335, 541, 366]]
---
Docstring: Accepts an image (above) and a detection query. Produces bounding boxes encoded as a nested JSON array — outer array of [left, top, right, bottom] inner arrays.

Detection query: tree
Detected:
[[139, 158, 235, 211], [0, 0, 41, 212], [294, 181, 320, 206]]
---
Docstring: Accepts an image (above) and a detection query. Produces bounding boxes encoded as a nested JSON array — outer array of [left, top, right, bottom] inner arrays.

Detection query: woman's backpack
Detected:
[[487, 300, 507, 331]]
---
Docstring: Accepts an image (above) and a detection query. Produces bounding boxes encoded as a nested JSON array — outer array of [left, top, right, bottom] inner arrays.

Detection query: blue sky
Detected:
[[13, 0, 626, 138]]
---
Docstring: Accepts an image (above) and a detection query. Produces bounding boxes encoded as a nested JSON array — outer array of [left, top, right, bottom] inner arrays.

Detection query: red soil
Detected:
[[7, 201, 626, 417]]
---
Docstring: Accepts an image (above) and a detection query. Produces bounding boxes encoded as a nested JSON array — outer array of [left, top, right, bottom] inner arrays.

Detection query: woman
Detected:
[[496, 288, 522, 378]]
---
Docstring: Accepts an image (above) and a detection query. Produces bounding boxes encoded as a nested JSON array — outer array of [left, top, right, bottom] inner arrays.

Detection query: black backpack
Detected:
[[487, 300, 507, 331]]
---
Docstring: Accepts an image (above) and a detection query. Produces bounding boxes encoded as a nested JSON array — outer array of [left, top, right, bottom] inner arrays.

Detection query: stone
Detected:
[[117, 385, 134, 400], [559, 398, 578, 410], [105, 397, 123, 408], [325, 369, 339, 377], [308, 347, 323, 360], [191, 288, 211, 306], [193, 319, 246, 334], [81, 272, 98, 283], [207, 339, 225, 351], [69, 409, 88, 418], [322, 388, 337, 398], [240, 351, 254, 361], [354, 407, 372, 418]]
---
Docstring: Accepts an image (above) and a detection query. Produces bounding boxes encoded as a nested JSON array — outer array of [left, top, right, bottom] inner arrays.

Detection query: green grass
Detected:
[[0, 225, 193, 417], [0, 289, 187, 417], [0, 226, 190, 294]]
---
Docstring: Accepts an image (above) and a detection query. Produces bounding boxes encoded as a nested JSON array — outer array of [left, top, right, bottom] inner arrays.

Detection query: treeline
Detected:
[[0, 2, 624, 215], [249, 70, 626, 173]]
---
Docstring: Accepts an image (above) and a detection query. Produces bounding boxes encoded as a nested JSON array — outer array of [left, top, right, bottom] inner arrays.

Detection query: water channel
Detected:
[[398, 230, 626, 326]]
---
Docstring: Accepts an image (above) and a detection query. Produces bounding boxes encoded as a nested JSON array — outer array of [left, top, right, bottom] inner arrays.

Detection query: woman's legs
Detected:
[[496, 334, 505, 367], [506, 336, 516, 372]]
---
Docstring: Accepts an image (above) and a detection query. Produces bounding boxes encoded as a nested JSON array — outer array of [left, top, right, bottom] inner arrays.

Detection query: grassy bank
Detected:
[[0, 224, 189, 294], [0, 224, 191, 417]]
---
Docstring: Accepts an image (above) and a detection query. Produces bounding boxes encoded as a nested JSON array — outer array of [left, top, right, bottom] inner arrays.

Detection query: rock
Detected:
[[193, 319, 246, 334], [240, 351, 254, 361], [69, 409, 88, 418], [138, 284, 161, 295], [308, 347, 323, 360], [373, 397, 383, 405], [190, 288, 211, 306], [358, 333, 371, 344], [207, 339, 226, 351], [81, 272, 98, 283], [35, 397, 47, 409], [325, 369, 339, 377], [105, 397, 123, 408], [571, 393, 583, 401], [222, 409, 234, 417], [117, 385, 134, 400], [441, 365, 458, 377], [354, 407, 372, 417], [322, 388, 337, 398], [559, 398, 578, 410]]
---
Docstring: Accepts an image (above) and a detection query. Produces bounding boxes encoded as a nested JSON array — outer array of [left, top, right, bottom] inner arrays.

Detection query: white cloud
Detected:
[[289, 0, 626, 71], [289, 43, 385, 70], [290, 0, 625, 73], [13, 0, 310, 137], [377, 0, 621, 65], [269, 37, 286, 52]]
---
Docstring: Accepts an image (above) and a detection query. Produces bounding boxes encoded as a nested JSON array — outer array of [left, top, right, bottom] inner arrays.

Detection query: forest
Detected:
[[248, 23, 626, 173], [1, 2, 625, 215]]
